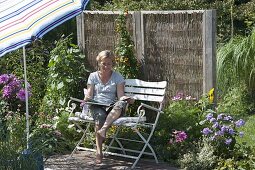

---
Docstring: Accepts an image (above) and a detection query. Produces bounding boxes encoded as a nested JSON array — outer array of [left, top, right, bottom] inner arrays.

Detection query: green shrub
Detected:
[[217, 83, 255, 118], [30, 113, 73, 157], [154, 93, 203, 162], [40, 35, 90, 114], [180, 139, 218, 170]]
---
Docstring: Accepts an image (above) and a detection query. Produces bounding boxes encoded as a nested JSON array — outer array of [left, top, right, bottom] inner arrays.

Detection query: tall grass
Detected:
[[217, 29, 255, 95]]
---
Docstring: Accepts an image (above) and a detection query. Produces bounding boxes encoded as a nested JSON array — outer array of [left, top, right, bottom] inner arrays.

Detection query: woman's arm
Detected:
[[84, 84, 94, 101], [117, 82, 135, 104], [117, 82, 125, 99]]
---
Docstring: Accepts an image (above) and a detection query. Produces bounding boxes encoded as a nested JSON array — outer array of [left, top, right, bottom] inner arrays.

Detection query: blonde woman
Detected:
[[84, 50, 134, 164]]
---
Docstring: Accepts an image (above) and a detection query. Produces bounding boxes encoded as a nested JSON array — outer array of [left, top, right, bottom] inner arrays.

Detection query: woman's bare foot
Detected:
[[95, 153, 103, 164], [97, 129, 106, 138]]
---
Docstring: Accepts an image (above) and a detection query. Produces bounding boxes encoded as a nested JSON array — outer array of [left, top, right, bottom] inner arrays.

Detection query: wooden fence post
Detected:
[[76, 13, 85, 54], [203, 10, 217, 95]]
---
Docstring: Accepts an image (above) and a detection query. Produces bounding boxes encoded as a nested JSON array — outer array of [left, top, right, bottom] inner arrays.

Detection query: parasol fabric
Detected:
[[0, 0, 89, 57]]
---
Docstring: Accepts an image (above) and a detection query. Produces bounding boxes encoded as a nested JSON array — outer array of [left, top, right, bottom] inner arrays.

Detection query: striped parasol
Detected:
[[0, 0, 89, 57], [0, 0, 90, 151]]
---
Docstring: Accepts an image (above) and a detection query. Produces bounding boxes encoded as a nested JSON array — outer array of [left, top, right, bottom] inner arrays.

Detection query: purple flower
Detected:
[[202, 128, 213, 135], [206, 113, 214, 120], [217, 113, 224, 120], [221, 125, 229, 132], [223, 115, 232, 121], [8, 78, 21, 89], [0, 74, 32, 101], [228, 128, 235, 135], [175, 131, 188, 143], [225, 138, 232, 145], [210, 117, 216, 123], [16, 89, 26, 101], [239, 132, 244, 137], [0, 74, 9, 84], [2, 85, 13, 99], [235, 119, 245, 127], [212, 122, 219, 128]]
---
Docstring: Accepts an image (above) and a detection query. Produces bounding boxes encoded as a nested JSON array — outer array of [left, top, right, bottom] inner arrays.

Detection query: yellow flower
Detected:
[[208, 88, 214, 103]]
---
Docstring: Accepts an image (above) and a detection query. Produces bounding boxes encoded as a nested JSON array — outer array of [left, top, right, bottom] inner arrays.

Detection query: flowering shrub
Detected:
[[201, 110, 245, 156], [0, 74, 31, 101]]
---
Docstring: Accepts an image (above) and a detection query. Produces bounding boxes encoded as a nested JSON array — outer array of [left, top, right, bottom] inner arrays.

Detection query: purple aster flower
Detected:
[[212, 122, 219, 128], [235, 119, 245, 127], [239, 132, 244, 137], [221, 125, 229, 132], [217, 113, 224, 120], [210, 117, 216, 123], [225, 138, 232, 145], [0, 74, 10, 84], [202, 128, 213, 135], [206, 113, 214, 120], [228, 128, 235, 135], [223, 115, 232, 121]]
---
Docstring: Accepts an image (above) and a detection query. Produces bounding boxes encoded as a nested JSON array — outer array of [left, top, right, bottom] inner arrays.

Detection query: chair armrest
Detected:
[[70, 97, 84, 103], [66, 97, 84, 117], [139, 103, 163, 113]]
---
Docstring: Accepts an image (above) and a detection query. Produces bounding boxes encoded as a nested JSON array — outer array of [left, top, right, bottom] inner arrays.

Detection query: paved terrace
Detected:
[[44, 151, 180, 170]]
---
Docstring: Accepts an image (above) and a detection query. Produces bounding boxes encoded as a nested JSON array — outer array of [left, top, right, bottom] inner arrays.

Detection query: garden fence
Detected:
[[76, 10, 216, 104]]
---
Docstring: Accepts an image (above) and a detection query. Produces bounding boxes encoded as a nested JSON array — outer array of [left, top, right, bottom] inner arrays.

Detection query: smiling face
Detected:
[[99, 57, 113, 73], [96, 50, 115, 73]]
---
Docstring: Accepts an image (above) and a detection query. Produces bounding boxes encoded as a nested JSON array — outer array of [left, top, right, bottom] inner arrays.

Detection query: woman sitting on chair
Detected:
[[84, 50, 134, 164]]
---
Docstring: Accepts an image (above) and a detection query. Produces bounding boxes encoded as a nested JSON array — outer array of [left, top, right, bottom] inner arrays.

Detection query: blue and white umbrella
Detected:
[[0, 0, 89, 149]]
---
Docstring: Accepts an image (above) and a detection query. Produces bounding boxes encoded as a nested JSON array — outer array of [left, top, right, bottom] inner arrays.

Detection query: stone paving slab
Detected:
[[44, 151, 180, 170]]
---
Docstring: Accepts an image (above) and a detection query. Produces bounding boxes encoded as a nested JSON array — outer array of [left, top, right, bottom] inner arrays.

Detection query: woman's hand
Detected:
[[120, 96, 135, 104]]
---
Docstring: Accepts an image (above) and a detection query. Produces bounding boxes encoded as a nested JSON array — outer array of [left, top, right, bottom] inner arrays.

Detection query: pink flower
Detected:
[[169, 130, 188, 144]]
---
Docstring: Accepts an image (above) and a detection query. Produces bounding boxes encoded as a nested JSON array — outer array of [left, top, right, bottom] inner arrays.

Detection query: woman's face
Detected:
[[99, 57, 113, 73]]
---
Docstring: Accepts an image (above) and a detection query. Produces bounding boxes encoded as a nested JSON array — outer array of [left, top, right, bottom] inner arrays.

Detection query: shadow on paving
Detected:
[[44, 151, 181, 170]]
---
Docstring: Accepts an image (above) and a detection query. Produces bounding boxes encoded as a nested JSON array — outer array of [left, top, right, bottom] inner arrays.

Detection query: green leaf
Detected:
[[66, 79, 73, 83], [57, 82, 64, 90]]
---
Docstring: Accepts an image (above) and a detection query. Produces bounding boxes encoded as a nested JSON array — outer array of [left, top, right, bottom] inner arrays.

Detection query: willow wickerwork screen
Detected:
[[77, 11, 134, 70], [76, 10, 216, 104], [142, 11, 204, 100]]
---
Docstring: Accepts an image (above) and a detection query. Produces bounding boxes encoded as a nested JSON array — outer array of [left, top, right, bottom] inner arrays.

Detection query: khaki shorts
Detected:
[[90, 101, 127, 126]]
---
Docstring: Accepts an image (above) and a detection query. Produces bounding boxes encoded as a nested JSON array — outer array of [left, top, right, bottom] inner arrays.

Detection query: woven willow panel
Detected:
[[82, 12, 134, 69], [142, 12, 203, 101]]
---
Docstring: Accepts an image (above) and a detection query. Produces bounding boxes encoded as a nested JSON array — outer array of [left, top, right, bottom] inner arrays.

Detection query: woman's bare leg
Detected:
[[97, 109, 121, 138], [95, 123, 104, 164]]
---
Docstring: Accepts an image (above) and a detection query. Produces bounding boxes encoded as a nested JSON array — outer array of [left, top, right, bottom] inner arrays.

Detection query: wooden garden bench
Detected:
[[66, 79, 167, 169]]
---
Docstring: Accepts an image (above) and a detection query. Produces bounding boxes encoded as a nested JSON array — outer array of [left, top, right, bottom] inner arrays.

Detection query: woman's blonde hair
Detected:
[[96, 50, 115, 65]]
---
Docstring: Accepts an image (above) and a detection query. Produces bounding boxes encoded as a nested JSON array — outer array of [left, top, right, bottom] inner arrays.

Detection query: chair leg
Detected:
[[69, 122, 91, 158], [105, 127, 126, 155], [131, 127, 158, 169]]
